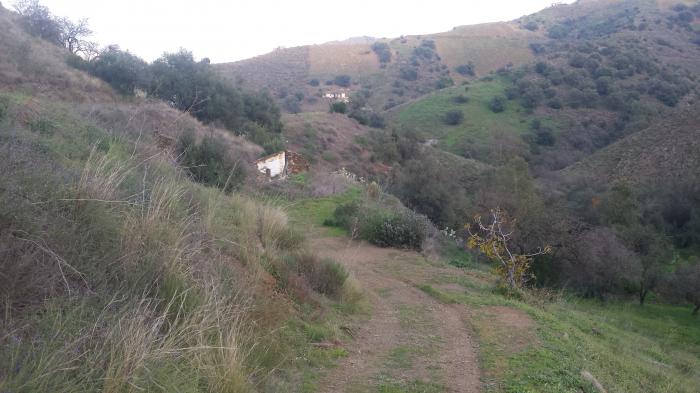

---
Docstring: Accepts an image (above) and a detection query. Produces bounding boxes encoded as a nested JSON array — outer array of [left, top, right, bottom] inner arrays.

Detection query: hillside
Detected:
[[562, 106, 700, 185], [214, 20, 540, 113], [3, 1, 700, 392]]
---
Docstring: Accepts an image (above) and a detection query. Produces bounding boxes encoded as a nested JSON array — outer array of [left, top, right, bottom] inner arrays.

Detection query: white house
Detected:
[[255, 151, 286, 177], [323, 91, 350, 103]]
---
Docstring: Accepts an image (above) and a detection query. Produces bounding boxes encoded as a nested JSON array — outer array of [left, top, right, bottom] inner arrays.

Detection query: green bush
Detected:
[[290, 253, 348, 297], [453, 94, 469, 104], [246, 123, 285, 154], [399, 67, 419, 81], [327, 203, 427, 250], [371, 42, 392, 63], [488, 96, 506, 113], [308, 78, 320, 86], [368, 113, 386, 129], [322, 151, 338, 163], [0, 98, 9, 121], [359, 208, 427, 250], [455, 63, 475, 76], [313, 259, 349, 297], [176, 130, 247, 192], [330, 101, 347, 114], [324, 201, 360, 228], [435, 77, 454, 89], [524, 21, 539, 31], [444, 110, 464, 125], [334, 74, 351, 87]]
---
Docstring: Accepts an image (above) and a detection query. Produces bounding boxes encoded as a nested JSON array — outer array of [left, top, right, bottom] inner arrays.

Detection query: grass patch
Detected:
[[286, 188, 361, 236], [418, 284, 458, 304], [442, 246, 700, 392], [392, 77, 559, 158]]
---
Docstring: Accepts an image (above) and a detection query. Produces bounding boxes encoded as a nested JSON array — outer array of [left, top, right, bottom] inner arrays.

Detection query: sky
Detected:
[[37, 0, 575, 63]]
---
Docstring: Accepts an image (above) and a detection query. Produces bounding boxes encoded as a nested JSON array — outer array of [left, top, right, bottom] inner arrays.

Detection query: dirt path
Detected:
[[312, 237, 481, 393]]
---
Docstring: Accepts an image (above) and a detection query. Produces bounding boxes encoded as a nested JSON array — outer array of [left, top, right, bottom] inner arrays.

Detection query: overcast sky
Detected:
[[37, 0, 574, 63]]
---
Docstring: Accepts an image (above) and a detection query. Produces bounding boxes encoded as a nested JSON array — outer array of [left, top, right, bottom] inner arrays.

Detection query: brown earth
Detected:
[[312, 237, 482, 393]]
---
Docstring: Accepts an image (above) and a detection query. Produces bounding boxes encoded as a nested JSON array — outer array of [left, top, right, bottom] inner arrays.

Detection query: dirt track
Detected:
[[312, 237, 481, 393]]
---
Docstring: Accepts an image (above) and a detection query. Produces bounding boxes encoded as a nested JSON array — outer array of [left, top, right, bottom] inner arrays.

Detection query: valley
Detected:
[[1, 0, 700, 392]]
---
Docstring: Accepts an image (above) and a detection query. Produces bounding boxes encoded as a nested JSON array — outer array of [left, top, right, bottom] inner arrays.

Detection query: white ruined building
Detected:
[[254, 151, 310, 179], [323, 91, 350, 103], [255, 151, 286, 177]]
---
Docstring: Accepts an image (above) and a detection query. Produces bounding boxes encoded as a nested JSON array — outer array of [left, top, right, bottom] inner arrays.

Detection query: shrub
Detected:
[[413, 46, 433, 60], [435, 77, 454, 89], [371, 42, 392, 63], [324, 201, 360, 228], [308, 78, 320, 86], [283, 96, 301, 113], [176, 131, 247, 192], [0, 97, 8, 121], [444, 110, 464, 125], [399, 67, 419, 81], [420, 39, 436, 49], [284, 254, 349, 298], [547, 24, 572, 39], [359, 208, 427, 250], [368, 113, 386, 129], [453, 94, 469, 104], [547, 99, 563, 109], [488, 96, 506, 113], [524, 21, 539, 31], [313, 259, 349, 297], [330, 101, 347, 114], [455, 63, 475, 76], [322, 151, 338, 163], [246, 123, 285, 154], [327, 203, 427, 250], [86, 46, 149, 95], [334, 74, 351, 87]]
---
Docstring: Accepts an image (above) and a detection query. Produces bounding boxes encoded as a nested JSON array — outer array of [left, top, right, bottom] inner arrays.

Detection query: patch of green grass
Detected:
[[375, 376, 445, 393], [418, 284, 458, 304], [457, 280, 700, 392], [386, 345, 422, 370], [392, 77, 558, 157], [286, 188, 361, 237]]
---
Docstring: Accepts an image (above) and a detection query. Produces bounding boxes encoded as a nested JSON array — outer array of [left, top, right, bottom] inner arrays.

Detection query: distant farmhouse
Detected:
[[323, 90, 350, 103], [254, 151, 309, 180]]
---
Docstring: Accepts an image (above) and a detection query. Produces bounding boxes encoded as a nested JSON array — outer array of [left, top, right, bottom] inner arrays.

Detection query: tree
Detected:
[[87, 45, 149, 95], [13, 0, 62, 45], [334, 74, 351, 87], [625, 225, 671, 305], [666, 263, 700, 315], [467, 208, 551, 290], [58, 17, 94, 56], [561, 227, 641, 298]]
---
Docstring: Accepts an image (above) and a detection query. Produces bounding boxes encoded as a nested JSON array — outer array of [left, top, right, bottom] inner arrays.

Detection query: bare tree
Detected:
[[58, 17, 94, 56], [467, 208, 551, 290], [13, 0, 62, 44], [14, 0, 96, 58]]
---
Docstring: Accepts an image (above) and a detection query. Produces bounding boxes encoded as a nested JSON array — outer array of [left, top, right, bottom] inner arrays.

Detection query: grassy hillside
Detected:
[[286, 190, 700, 393], [391, 76, 559, 162], [0, 7, 364, 391], [432, 22, 538, 80], [214, 18, 543, 113]]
